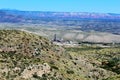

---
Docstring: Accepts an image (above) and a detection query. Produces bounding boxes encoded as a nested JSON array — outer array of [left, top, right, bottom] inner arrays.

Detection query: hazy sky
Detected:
[[0, 0, 120, 13]]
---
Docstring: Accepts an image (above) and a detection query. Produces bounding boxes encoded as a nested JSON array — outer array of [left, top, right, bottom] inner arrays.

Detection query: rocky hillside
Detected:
[[0, 30, 54, 56], [0, 30, 60, 79], [0, 30, 120, 80]]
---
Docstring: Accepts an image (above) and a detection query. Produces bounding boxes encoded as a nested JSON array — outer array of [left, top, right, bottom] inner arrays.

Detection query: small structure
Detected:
[[52, 34, 77, 47], [53, 34, 62, 42]]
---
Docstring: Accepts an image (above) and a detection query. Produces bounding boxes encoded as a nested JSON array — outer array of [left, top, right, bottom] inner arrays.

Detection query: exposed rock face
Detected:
[[88, 68, 111, 80], [21, 63, 51, 79]]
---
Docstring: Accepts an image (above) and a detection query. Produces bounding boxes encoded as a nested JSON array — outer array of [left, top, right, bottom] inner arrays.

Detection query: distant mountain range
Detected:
[[0, 9, 120, 35], [0, 9, 120, 23]]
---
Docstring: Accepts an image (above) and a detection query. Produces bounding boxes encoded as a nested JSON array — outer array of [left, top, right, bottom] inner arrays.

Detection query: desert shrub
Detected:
[[66, 70, 74, 74], [33, 72, 40, 79], [102, 57, 120, 74], [33, 73, 48, 80], [51, 65, 59, 70], [104, 75, 120, 80]]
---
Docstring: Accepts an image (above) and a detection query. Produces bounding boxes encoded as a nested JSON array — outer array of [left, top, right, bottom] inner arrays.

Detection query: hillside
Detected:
[[0, 30, 60, 79], [0, 30, 120, 80]]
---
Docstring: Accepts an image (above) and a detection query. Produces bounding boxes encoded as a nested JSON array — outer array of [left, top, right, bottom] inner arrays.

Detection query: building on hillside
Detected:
[[52, 34, 78, 46], [52, 34, 62, 42]]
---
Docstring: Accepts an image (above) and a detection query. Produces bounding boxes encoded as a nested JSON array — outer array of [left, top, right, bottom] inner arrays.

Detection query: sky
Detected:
[[0, 0, 120, 13]]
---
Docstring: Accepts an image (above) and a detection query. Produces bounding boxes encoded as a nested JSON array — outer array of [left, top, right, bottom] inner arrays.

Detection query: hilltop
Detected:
[[0, 30, 54, 56]]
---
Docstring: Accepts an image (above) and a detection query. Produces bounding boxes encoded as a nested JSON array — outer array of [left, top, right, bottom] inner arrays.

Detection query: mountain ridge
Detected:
[[0, 9, 120, 22]]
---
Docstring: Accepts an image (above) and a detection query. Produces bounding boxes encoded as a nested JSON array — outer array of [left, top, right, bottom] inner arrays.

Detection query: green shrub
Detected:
[[66, 70, 74, 74], [51, 65, 59, 70]]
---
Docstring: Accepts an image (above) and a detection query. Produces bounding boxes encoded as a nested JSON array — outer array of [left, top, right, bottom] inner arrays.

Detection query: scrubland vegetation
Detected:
[[0, 30, 120, 80]]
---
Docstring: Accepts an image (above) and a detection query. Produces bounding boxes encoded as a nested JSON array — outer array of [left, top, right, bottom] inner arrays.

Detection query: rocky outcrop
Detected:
[[21, 63, 51, 79]]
